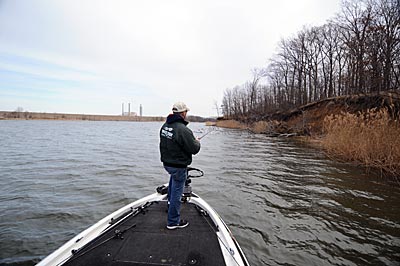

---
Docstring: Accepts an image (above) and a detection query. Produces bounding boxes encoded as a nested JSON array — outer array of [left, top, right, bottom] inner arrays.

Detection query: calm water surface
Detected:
[[0, 120, 399, 266]]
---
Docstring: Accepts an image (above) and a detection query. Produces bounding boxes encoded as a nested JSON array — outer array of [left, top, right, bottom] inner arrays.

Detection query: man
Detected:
[[159, 102, 201, 229]]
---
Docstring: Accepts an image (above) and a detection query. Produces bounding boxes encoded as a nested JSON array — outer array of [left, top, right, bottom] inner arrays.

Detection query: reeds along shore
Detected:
[[321, 108, 400, 178], [215, 108, 400, 180], [213, 120, 248, 130]]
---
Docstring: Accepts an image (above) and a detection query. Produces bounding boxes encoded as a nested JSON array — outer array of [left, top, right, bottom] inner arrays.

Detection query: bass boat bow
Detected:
[[37, 168, 250, 266]]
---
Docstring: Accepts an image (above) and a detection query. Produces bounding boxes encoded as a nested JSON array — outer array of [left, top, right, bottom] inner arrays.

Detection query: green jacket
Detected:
[[159, 114, 201, 168]]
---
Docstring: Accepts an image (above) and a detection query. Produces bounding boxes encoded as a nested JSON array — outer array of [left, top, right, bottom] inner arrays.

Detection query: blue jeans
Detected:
[[164, 166, 187, 226]]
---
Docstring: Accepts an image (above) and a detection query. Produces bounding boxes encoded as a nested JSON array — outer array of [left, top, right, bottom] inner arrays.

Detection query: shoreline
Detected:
[[0, 111, 211, 122], [215, 119, 399, 181], [0, 111, 164, 122], [214, 92, 400, 181]]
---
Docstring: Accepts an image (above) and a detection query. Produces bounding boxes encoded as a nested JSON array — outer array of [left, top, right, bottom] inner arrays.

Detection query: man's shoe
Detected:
[[167, 220, 189, 230]]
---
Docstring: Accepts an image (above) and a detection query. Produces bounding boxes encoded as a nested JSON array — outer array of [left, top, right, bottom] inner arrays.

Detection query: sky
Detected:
[[0, 0, 342, 117]]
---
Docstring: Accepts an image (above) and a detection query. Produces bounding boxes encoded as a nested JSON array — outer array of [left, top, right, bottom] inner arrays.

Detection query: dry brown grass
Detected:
[[205, 121, 216, 126], [321, 108, 400, 178], [215, 120, 247, 129], [216, 119, 294, 134], [251, 121, 269, 133]]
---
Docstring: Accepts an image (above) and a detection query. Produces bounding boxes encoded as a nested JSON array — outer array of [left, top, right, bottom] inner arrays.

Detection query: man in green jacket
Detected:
[[160, 102, 201, 229]]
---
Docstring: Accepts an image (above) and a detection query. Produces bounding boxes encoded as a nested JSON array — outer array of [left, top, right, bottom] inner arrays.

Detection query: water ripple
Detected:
[[0, 121, 399, 266]]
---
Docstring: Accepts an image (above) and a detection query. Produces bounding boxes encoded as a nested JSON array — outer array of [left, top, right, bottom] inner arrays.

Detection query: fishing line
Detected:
[[198, 126, 217, 140]]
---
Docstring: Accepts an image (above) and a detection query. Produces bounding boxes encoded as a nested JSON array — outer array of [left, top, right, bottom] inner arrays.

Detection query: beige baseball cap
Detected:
[[172, 102, 190, 113]]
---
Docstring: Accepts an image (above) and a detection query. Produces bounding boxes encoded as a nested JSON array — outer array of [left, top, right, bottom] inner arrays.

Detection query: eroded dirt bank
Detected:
[[215, 91, 400, 179]]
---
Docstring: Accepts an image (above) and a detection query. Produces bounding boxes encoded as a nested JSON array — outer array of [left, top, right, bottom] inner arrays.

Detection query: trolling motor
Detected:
[[156, 167, 204, 199], [182, 167, 204, 201]]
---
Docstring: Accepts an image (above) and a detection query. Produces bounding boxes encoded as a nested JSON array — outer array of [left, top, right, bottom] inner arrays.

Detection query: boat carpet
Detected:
[[62, 200, 226, 266]]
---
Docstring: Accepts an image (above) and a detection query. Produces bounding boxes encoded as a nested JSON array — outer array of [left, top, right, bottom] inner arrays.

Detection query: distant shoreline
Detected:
[[0, 111, 165, 122]]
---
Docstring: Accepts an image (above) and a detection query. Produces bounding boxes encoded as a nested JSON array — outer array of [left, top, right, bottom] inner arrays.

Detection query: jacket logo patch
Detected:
[[161, 126, 174, 139]]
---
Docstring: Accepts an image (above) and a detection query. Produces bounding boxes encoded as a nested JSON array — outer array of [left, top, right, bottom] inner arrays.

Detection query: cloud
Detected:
[[0, 0, 342, 116]]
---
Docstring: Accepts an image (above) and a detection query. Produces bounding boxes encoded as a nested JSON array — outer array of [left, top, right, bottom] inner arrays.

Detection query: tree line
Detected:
[[222, 0, 400, 119]]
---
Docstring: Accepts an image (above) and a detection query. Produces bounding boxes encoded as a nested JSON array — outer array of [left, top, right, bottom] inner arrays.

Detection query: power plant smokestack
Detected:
[[140, 104, 143, 117], [122, 103, 124, 116], [128, 103, 131, 116]]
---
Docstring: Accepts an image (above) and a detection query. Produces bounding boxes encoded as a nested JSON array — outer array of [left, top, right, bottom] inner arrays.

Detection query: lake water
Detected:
[[0, 120, 399, 266]]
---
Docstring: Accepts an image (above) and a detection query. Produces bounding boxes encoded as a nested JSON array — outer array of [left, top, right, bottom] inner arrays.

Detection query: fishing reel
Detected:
[[182, 167, 204, 201]]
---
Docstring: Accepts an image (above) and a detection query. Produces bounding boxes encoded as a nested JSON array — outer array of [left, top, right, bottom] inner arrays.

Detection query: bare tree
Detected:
[[222, 0, 400, 120], [213, 100, 220, 117]]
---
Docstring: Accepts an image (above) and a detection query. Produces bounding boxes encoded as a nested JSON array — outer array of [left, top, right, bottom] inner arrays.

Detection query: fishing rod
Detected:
[[198, 127, 216, 140]]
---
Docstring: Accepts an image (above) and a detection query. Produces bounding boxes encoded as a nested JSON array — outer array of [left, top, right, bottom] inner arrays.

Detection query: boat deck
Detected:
[[62, 200, 226, 266]]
